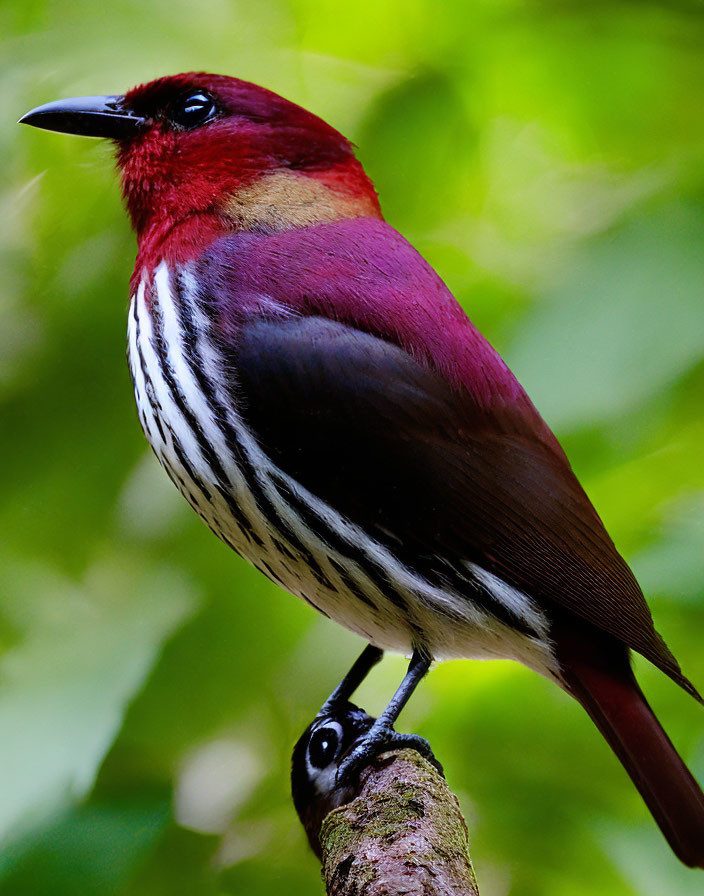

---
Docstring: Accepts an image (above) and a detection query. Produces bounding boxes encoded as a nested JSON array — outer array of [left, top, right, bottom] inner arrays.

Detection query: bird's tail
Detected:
[[558, 640, 704, 869]]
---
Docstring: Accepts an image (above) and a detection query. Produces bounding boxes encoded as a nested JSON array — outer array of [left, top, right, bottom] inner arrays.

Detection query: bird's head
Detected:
[[21, 73, 381, 262], [291, 701, 375, 859]]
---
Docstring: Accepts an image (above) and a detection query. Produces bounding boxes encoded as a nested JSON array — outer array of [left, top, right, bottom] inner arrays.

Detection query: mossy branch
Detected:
[[319, 749, 479, 896]]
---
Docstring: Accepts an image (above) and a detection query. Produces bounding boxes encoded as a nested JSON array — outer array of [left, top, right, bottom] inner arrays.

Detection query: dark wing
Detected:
[[231, 314, 693, 694]]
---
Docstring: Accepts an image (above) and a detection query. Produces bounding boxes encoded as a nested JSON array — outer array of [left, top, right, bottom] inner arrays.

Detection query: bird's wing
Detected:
[[227, 313, 693, 695]]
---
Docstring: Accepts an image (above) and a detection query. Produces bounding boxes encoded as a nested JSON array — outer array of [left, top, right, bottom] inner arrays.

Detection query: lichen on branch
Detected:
[[319, 749, 479, 896]]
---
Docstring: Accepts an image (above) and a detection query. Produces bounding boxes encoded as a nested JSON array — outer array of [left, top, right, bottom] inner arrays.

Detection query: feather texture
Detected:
[[191, 221, 698, 699]]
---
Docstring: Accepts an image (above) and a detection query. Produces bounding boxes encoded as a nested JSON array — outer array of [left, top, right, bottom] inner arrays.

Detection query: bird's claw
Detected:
[[336, 726, 444, 785]]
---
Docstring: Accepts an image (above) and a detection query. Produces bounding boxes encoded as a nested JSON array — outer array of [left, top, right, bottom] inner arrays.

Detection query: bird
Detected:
[[20, 72, 704, 867], [291, 701, 376, 859]]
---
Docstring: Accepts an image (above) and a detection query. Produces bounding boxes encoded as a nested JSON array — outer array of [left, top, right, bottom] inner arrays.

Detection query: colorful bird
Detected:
[[20, 73, 704, 867]]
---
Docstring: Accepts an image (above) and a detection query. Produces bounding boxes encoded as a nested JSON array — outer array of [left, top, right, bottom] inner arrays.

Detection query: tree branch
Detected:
[[319, 749, 479, 896]]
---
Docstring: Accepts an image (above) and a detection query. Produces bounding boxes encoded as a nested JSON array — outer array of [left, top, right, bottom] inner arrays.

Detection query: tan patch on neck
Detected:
[[221, 170, 381, 232]]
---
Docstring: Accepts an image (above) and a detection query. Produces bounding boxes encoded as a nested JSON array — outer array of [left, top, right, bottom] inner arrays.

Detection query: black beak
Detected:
[[19, 95, 145, 139]]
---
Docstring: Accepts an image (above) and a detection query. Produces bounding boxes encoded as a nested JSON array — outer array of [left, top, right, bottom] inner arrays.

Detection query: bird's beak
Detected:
[[19, 95, 145, 139]]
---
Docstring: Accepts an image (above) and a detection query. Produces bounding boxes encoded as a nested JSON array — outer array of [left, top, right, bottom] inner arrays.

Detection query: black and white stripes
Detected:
[[127, 262, 556, 673]]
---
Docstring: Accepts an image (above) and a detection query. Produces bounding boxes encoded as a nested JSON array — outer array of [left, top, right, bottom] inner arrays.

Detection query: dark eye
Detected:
[[307, 722, 343, 770], [170, 91, 218, 129]]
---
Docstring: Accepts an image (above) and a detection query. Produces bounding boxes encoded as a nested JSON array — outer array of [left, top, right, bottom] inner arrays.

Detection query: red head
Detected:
[[21, 73, 382, 275], [117, 74, 381, 234]]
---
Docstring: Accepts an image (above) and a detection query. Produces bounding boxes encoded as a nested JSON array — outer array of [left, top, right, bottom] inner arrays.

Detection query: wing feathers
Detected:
[[228, 314, 695, 695]]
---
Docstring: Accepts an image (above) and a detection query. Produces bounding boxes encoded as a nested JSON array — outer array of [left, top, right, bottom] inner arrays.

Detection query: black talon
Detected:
[[336, 724, 443, 783], [334, 646, 433, 781]]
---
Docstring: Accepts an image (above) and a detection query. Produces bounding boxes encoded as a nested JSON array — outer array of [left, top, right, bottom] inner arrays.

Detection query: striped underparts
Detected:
[[126, 263, 548, 652]]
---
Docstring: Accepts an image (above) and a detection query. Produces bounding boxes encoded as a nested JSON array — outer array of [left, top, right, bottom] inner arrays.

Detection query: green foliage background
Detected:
[[2, 2, 704, 894]]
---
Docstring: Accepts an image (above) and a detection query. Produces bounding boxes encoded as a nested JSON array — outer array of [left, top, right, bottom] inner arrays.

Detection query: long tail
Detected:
[[557, 632, 704, 868]]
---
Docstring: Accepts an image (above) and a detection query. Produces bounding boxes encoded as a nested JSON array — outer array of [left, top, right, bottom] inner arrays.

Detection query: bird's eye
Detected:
[[307, 722, 344, 770], [170, 91, 218, 129]]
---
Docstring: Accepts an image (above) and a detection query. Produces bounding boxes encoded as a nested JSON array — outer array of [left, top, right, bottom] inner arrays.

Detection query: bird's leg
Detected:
[[318, 643, 384, 717], [336, 648, 442, 782]]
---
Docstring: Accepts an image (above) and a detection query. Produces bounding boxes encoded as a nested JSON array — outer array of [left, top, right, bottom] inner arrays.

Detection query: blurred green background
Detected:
[[2, 1, 704, 894]]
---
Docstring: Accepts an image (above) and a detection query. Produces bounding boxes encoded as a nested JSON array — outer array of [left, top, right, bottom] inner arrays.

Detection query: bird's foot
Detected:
[[336, 725, 443, 784]]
